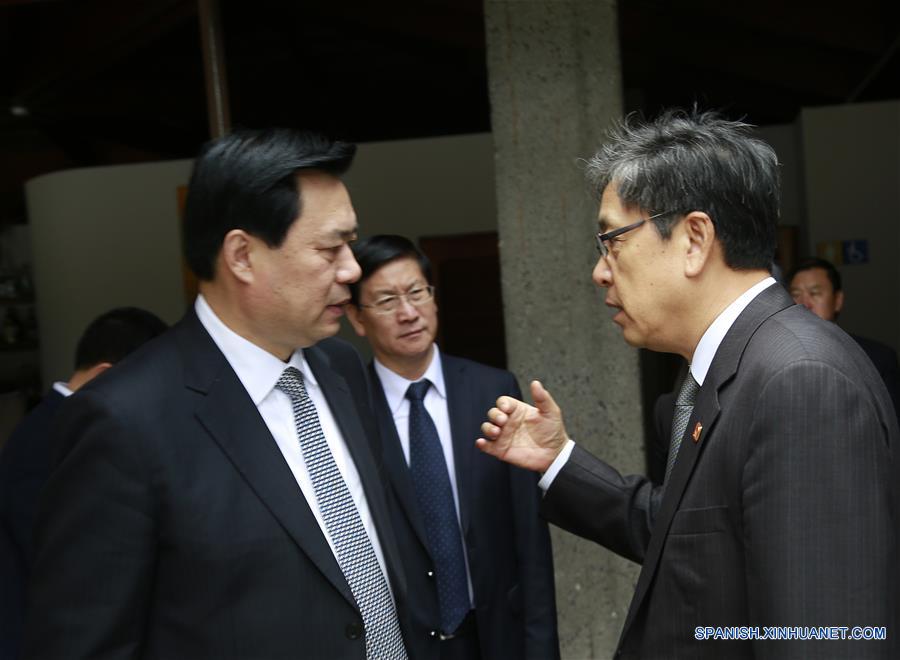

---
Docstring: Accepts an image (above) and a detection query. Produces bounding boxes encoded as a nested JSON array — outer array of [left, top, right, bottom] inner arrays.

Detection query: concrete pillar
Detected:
[[484, 1, 643, 657]]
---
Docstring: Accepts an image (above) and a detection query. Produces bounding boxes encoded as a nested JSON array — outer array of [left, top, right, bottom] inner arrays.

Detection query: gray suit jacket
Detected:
[[543, 284, 899, 659]]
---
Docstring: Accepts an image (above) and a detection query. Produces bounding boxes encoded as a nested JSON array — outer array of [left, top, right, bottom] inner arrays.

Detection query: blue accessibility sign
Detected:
[[842, 240, 869, 265]]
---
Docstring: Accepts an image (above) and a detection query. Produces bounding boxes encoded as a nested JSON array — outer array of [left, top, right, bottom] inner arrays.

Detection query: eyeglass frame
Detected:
[[595, 210, 673, 258], [356, 284, 436, 315]]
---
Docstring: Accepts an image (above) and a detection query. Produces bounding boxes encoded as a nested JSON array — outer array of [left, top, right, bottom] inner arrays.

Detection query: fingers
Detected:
[[475, 437, 497, 456], [480, 420, 501, 439], [486, 406, 508, 426], [530, 380, 560, 417]]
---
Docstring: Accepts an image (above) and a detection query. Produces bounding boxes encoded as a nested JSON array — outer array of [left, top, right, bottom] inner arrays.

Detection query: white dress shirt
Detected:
[[52, 382, 73, 397], [373, 344, 475, 604], [195, 295, 392, 592], [540, 277, 777, 490]]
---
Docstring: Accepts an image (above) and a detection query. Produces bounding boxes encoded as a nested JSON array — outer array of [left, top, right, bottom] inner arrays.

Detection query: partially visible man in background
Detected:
[[347, 235, 558, 660], [0, 306, 166, 660], [789, 256, 899, 421]]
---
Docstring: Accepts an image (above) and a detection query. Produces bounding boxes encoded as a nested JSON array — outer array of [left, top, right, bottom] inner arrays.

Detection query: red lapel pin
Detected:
[[692, 422, 703, 443]]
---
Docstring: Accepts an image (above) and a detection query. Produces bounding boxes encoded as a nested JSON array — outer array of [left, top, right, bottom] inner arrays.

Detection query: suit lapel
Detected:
[[443, 354, 473, 537], [177, 312, 356, 609], [618, 283, 795, 644], [368, 363, 431, 551]]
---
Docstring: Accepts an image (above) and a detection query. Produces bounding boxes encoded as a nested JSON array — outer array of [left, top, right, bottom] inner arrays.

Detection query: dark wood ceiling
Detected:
[[1, 0, 898, 225]]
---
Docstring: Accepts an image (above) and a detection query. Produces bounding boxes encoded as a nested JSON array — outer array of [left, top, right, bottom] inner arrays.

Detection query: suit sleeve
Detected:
[[24, 391, 157, 658], [649, 392, 675, 485], [743, 359, 897, 659], [505, 375, 561, 659], [540, 445, 661, 565]]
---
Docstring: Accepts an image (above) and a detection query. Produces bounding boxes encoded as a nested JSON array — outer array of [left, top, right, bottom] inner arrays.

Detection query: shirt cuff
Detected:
[[538, 439, 575, 492]]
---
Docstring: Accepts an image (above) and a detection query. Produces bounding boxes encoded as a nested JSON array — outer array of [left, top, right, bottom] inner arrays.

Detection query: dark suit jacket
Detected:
[[0, 389, 64, 660], [370, 353, 559, 660], [851, 333, 900, 425], [24, 310, 411, 659], [543, 284, 899, 659], [651, 331, 900, 482]]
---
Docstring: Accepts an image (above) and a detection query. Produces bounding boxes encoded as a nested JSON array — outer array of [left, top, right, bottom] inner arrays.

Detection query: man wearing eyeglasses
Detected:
[[346, 235, 559, 660], [478, 111, 898, 659]]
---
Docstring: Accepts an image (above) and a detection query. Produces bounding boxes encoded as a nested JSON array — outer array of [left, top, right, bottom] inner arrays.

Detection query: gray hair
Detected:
[[585, 109, 780, 270]]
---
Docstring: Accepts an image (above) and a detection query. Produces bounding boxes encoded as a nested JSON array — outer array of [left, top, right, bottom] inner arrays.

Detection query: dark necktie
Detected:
[[277, 367, 407, 660], [406, 379, 470, 634], [664, 370, 700, 485]]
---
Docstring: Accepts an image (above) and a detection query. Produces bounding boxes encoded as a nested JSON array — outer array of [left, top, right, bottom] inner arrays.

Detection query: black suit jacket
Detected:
[[24, 310, 410, 659], [370, 353, 559, 660], [543, 284, 899, 659], [0, 389, 64, 660], [851, 333, 900, 425]]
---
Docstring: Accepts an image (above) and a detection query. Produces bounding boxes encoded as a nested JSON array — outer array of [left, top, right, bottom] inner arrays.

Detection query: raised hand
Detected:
[[476, 380, 570, 473]]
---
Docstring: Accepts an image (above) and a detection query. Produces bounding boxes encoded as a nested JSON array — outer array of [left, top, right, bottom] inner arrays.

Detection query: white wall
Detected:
[[25, 134, 499, 381], [800, 101, 900, 352], [345, 133, 497, 238]]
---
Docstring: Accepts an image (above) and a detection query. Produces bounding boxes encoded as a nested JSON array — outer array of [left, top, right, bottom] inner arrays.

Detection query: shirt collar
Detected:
[[691, 277, 776, 386], [374, 344, 445, 415], [194, 294, 317, 405]]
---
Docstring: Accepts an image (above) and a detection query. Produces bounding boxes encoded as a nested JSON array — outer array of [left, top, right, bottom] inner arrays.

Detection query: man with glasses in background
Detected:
[[478, 111, 898, 659], [347, 235, 559, 660]]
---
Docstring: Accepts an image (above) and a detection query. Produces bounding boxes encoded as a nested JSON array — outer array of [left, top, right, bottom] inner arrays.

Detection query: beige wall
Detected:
[[26, 159, 193, 385], [800, 101, 900, 352]]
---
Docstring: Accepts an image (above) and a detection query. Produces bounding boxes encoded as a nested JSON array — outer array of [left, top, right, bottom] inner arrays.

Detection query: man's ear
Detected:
[[682, 211, 716, 277], [345, 304, 367, 337], [834, 289, 845, 315], [220, 229, 255, 284]]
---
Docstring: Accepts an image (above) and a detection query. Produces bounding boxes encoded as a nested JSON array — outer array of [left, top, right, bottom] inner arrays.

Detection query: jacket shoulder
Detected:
[[441, 352, 515, 382], [309, 337, 366, 377]]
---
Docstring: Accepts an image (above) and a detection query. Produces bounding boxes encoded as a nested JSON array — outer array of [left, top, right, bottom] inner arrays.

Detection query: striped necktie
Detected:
[[664, 370, 700, 486]]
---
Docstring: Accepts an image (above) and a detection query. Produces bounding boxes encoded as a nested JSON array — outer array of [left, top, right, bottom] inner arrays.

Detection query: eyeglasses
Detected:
[[358, 285, 435, 314], [595, 210, 671, 258]]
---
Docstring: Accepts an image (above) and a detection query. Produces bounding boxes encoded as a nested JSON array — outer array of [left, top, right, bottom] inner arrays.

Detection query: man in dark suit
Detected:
[[345, 235, 559, 660], [0, 307, 166, 660], [478, 110, 899, 659], [788, 256, 900, 423], [25, 130, 411, 659]]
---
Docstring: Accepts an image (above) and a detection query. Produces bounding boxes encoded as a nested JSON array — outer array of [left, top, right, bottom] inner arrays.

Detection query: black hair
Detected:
[[348, 235, 433, 305], [74, 307, 168, 370], [585, 109, 780, 270], [788, 257, 842, 292], [183, 128, 357, 280]]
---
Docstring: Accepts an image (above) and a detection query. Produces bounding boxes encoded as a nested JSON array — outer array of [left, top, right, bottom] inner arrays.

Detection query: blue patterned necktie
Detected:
[[277, 366, 407, 660], [406, 379, 470, 634], [664, 370, 700, 486]]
